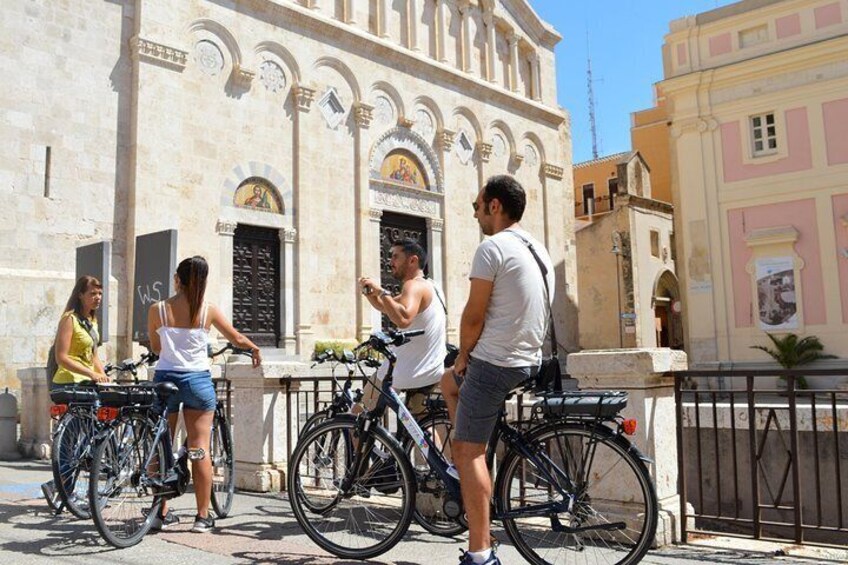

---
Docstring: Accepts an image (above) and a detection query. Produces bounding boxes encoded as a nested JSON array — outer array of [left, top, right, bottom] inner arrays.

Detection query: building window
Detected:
[[751, 113, 777, 156], [582, 183, 595, 215], [608, 177, 619, 207], [739, 24, 768, 49], [670, 232, 676, 262], [650, 230, 660, 258]]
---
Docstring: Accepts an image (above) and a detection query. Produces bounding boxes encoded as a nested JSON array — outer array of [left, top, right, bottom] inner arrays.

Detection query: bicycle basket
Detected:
[[98, 386, 158, 407], [533, 390, 628, 420]]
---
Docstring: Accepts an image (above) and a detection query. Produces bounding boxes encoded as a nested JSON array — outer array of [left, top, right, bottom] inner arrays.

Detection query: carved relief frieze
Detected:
[[215, 219, 238, 236], [130, 36, 188, 71], [542, 162, 564, 180], [371, 182, 441, 217]]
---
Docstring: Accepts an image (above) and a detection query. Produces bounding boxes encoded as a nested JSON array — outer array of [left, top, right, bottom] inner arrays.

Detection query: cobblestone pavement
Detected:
[[1, 461, 846, 564]]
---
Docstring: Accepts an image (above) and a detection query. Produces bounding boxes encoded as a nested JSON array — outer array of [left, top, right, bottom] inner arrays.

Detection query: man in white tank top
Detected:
[[358, 238, 447, 417]]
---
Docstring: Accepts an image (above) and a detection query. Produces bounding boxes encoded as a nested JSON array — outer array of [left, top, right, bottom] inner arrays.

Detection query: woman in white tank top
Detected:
[[147, 256, 262, 533]]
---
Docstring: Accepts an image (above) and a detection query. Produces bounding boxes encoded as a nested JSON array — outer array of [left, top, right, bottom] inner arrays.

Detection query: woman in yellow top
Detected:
[[53, 275, 109, 385]]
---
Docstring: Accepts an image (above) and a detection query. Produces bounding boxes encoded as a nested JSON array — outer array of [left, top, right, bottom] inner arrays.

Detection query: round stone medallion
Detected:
[[259, 60, 286, 92], [195, 40, 224, 76]]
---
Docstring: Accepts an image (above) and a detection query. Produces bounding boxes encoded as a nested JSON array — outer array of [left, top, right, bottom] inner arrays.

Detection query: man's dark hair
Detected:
[[392, 238, 428, 271], [483, 175, 526, 221]]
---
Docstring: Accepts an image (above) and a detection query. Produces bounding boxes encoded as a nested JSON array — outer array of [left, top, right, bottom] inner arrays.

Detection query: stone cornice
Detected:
[[236, 0, 565, 127], [497, 0, 562, 49], [745, 225, 799, 247], [130, 36, 187, 71]]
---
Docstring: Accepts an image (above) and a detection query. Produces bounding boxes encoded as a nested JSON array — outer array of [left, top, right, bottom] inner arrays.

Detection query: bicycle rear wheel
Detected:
[[405, 412, 466, 537], [210, 408, 235, 518], [51, 413, 95, 519], [287, 417, 415, 560], [88, 414, 164, 548], [497, 423, 657, 565]]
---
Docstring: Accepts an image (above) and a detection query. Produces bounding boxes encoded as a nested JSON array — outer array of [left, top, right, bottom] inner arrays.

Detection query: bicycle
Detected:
[[301, 346, 464, 537], [86, 342, 250, 547], [287, 329, 658, 564], [44, 350, 157, 518], [207, 342, 253, 518]]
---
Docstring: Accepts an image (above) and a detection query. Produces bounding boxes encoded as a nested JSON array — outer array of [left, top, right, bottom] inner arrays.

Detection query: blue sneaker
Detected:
[[458, 549, 501, 564]]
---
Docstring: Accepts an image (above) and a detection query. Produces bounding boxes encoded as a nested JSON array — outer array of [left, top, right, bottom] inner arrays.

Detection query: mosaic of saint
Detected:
[[234, 178, 282, 213], [380, 151, 426, 189]]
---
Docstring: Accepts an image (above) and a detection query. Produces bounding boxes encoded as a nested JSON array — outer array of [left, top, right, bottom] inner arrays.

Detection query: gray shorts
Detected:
[[454, 357, 537, 444]]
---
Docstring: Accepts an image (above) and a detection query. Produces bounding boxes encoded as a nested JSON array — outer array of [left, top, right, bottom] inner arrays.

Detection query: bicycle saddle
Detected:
[[155, 381, 179, 398]]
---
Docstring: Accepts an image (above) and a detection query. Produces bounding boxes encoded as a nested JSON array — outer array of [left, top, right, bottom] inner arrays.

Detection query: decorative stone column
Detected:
[[379, 0, 390, 39], [280, 228, 298, 353], [17, 367, 52, 459], [229, 360, 308, 492], [344, 0, 355, 24], [355, 103, 374, 343], [436, 0, 448, 63], [216, 219, 237, 320], [459, 1, 472, 74], [483, 10, 497, 83], [408, 0, 420, 51], [436, 128, 455, 179], [531, 51, 542, 101], [508, 32, 520, 93], [567, 348, 689, 546], [292, 83, 315, 356], [364, 208, 384, 337]]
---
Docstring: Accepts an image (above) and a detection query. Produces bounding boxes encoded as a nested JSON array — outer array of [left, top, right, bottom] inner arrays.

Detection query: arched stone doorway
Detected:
[[366, 127, 445, 332], [654, 269, 683, 349]]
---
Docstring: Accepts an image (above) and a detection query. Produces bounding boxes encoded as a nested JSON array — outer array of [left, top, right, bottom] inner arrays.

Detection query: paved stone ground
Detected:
[[1, 460, 846, 564]]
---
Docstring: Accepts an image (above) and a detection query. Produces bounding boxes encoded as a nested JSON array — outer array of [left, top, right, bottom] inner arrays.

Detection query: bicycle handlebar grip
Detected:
[[402, 329, 425, 337]]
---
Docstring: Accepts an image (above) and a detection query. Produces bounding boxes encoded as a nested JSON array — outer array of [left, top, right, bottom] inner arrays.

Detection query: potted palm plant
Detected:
[[750, 333, 836, 390]]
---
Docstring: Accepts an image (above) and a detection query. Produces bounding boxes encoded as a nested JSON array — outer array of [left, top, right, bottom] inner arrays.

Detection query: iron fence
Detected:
[[674, 369, 848, 546]]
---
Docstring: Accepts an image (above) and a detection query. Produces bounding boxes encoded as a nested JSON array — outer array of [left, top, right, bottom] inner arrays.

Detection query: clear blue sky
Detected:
[[530, 0, 735, 164]]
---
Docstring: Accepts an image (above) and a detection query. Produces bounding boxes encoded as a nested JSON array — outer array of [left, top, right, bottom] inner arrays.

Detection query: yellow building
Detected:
[[660, 0, 848, 368]]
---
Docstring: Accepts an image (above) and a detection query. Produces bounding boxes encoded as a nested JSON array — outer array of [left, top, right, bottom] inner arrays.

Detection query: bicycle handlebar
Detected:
[[208, 343, 254, 359]]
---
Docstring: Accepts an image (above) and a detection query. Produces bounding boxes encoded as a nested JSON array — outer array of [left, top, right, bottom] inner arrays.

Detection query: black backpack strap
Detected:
[[505, 231, 560, 387]]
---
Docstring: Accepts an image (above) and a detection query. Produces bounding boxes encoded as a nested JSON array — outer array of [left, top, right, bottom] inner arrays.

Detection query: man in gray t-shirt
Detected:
[[441, 175, 554, 565]]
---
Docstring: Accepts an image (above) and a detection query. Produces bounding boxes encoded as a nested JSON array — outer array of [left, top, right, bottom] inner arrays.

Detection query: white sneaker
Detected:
[[446, 464, 460, 481]]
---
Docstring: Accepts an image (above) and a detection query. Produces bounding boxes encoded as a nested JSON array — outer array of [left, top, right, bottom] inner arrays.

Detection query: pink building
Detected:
[[660, 0, 848, 368]]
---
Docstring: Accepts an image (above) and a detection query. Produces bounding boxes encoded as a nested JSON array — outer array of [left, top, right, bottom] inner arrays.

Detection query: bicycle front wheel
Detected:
[[210, 409, 235, 518], [497, 424, 657, 565], [88, 415, 164, 548], [51, 413, 95, 519], [287, 417, 416, 560]]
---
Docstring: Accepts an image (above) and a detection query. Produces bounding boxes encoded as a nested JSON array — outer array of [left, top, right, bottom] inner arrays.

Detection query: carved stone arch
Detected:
[[413, 95, 444, 132], [488, 119, 517, 157], [369, 127, 444, 193], [653, 269, 680, 302], [254, 41, 301, 84], [452, 106, 483, 141], [370, 81, 406, 121], [313, 56, 361, 102], [187, 19, 243, 68], [221, 161, 293, 218], [520, 131, 546, 166]]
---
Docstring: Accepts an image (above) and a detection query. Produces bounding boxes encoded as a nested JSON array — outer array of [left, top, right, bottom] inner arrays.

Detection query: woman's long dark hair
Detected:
[[65, 276, 102, 319], [176, 256, 209, 325]]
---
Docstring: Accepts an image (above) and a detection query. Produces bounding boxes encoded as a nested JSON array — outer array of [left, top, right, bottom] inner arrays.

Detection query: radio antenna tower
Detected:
[[586, 32, 599, 159]]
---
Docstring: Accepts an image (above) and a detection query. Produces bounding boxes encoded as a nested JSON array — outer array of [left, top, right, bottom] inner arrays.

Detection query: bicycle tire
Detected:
[[89, 414, 164, 548], [496, 423, 657, 565], [51, 413, 95, 519], [210, 408, 235, 518], [287, 416, 416, 560], [300, 408, 331, 439], [404, 412, 466, 537]]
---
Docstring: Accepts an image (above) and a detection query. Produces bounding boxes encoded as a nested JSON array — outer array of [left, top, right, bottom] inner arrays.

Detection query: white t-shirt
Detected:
[[469, 228, 554, 368]]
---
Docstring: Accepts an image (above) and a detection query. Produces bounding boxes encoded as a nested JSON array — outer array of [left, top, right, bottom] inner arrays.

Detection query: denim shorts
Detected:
[[153, 370, 216, 413], [454, 357, 537, 444]]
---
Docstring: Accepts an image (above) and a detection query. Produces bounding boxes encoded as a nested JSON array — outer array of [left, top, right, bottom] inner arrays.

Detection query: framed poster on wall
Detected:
[[755, 256, 798, 331]]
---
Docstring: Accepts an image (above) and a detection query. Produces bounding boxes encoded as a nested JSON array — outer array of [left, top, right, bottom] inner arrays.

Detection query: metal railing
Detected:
[[674, 369, 848, 546]]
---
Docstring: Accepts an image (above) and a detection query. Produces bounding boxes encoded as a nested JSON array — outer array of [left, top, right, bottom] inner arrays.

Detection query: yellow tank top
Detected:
[[53, 312, 99, 385]]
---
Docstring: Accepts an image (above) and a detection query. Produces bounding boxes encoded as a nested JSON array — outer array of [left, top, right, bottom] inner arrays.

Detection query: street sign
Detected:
[[620, 312, 637, 320]]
